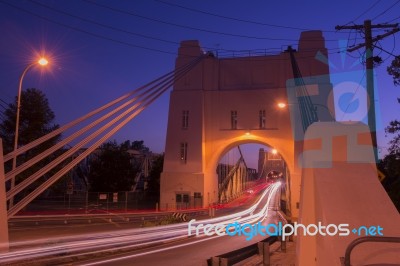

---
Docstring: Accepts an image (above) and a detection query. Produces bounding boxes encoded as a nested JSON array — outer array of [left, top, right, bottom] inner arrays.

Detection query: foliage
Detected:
[[120, 140, 150, 153], [382, 56, 400, 212], [87, 139, 163, 203], [146, 153, 164, 200], [0, 88, 60, 155], [387, 56, 400, 86], [386, 179, 400, 212], [372, 56, 383, 67], [385, 119, 400, 155], [381, 121, 400, 213], [0, 88, 61, 192], [88, 141, 137, 192]]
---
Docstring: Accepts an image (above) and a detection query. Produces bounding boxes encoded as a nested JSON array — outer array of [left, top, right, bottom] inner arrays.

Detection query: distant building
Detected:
[[258, 148, 286, 180], [66, 147, 159, 193]]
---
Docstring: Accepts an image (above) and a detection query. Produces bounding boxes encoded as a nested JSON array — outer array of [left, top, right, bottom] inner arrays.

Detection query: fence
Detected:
[[20, 191, 156, 214], [159, 195, 204, 211], [19, 191, 204, 214]]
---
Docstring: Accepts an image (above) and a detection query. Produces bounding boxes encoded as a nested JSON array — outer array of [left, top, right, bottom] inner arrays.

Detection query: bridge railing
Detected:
[[13, 191, 204, 215], [341, 236, 400, 266], [9, 208, 208, 228], [207, 236, 282, 266]]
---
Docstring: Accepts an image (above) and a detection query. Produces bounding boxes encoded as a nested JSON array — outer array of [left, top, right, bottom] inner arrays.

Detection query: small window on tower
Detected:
[[231, 110, 238, 129], [182, 110, 189, 129], [180, 142, 188, 163], [259, 110, 266, 129]]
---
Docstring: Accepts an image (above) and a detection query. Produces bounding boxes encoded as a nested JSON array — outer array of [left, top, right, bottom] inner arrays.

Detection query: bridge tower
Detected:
[[160, 31, 334, 219]]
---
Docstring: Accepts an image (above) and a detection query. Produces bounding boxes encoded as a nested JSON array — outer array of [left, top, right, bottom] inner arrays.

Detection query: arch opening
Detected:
[[215, 142, 291, 215]]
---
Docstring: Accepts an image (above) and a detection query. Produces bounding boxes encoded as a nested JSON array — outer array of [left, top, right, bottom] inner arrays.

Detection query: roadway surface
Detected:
[[4, 181, 284, 265], [82, 213, 282, 266]]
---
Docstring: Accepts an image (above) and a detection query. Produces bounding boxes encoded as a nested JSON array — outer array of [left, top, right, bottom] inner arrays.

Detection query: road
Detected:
[[3, 182, 283, 265], [82, 213, 282, 266], [80, 182, 283, 265]]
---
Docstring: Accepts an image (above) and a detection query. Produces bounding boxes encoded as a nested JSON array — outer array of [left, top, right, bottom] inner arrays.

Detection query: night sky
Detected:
[[0, 0, 399, 167]]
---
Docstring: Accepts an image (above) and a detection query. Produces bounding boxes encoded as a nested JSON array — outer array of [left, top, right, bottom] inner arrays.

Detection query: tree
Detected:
[[0, 88, 61, 200], [381, 119, 400, 212], [0, 88, 60, 156], [385, 57, 400, 158], [385, 118, 400, 155], [88, 140, 152, 192], [0, 88, 60, 174], [387, 56, 400, 86], [382, 56, 400, 212], [88, 141, 136, 192], [146, 153, 164, 201], [120, 140, 150, 153]]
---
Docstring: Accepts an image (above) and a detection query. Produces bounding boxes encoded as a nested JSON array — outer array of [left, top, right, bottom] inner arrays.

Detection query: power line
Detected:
[[374, 42, 398, 58], [387, 14, 400, 23], [0, 0, 178, 55], [82, 0, 297, 41], [336, 20, 400, 162], [28, 0, 280, 54], [347, 0, 382, 24], [372, 0, 400, 21], [0, 0, 350, 60], [156, 0, 367, 34], [83, 0, 348, 42], [340, 71, 366, 121], [156, 0, 316, 32], [28, 0, 180, 46]]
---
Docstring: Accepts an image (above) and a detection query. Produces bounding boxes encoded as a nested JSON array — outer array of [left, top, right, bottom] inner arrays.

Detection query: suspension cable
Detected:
[[7, 55, 206, 217]]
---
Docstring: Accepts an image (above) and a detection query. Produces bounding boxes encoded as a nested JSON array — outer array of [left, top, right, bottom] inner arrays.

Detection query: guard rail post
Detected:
[[281, 236, 287, 252], [258, 241, 271, 265], [210, 256, 220, 266]]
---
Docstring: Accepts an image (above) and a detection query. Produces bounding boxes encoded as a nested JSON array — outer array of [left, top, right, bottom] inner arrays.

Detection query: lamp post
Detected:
[[277, 102, 335, 122], [10, 58, 48, 207]]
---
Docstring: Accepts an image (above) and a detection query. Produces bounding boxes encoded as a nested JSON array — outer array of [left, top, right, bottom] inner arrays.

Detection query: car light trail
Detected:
[[0, 182, 282, 264]]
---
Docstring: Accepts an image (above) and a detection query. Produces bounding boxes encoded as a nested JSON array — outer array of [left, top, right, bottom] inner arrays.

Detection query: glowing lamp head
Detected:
[[277, 102, 286, 109], [245, 132, 251, 136], [271, 149, 278, 155], [38, 58, 48, 66]]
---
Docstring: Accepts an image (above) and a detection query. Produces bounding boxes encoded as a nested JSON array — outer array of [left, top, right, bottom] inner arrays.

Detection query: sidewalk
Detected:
[[240, 240, 296, 266]]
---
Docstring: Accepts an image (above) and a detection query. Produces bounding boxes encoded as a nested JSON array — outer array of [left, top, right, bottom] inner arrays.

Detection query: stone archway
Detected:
[[160, 31, 334, 220], [213, 140, 293, 212]]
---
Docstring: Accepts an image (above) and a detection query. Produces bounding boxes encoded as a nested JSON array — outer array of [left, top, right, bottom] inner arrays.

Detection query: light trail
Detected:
[[0, 182, 282, 264], [84, 182, 282, 266], [83, 235, 223, 266]]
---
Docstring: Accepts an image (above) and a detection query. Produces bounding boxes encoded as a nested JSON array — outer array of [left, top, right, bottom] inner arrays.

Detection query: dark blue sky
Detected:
[[0, 0, 399, 162]]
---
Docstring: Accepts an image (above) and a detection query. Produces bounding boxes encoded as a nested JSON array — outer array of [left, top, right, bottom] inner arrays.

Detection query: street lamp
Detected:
[[277, 102, 287, 109], [10, 57, 49, 207], [276, 101, 335, 121]]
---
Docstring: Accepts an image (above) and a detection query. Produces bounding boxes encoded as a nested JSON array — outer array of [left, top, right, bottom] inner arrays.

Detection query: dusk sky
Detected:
[[0, 0, 399, 167]]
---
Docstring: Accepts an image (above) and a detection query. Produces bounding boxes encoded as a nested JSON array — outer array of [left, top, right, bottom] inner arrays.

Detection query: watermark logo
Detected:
[[188, 220, 383, 241], [285, 40, 382, 168]]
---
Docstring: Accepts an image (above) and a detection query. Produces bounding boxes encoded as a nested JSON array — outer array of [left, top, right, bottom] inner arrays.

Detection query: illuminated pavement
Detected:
[[241, 240, 296, 266], [4, 182, 284, 265], [82, 213, 282, 266]]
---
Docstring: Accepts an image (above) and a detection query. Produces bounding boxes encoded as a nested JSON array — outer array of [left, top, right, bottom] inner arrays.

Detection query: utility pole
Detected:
[[335, 20, 399, 162]]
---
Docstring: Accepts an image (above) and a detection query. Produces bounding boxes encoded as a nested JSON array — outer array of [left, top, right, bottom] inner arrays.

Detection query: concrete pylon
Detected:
[[0, 140, 9, 252], [297, 122, 400, 265]]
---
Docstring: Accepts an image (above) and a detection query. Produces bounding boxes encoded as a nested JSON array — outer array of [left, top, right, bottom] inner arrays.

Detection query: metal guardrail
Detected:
[[341, 236, 400, 266], [207, 236, 280, 266], [9, 209, 207, 226]]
